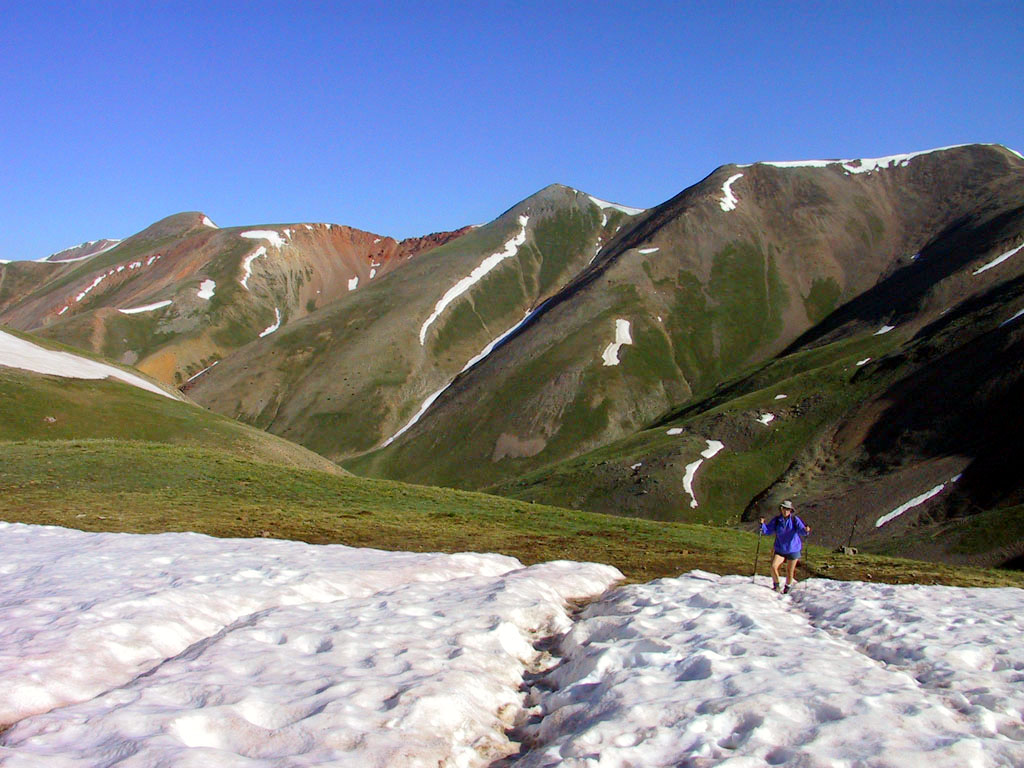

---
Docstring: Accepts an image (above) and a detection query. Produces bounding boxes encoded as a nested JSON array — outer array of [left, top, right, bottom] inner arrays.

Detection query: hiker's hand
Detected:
[[806, 526, 812, 533], [759, 518, 765, 524]]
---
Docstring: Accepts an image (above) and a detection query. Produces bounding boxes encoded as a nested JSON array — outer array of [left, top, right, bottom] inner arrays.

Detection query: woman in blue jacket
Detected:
[[760, 500, 811, 593]]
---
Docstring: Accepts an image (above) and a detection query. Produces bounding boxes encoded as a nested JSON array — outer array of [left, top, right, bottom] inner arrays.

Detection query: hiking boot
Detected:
[[783, 584, 791, 594], [772, 582, 780, 592]]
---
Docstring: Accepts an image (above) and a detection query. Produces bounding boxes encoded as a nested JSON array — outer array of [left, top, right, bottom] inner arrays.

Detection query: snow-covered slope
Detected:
[[1, 525, 1021, 766]]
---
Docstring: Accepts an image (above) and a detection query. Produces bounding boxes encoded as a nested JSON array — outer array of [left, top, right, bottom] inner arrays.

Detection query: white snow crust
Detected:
[[682, 439, 724, 508], [774, 393, 788, 400], [2, 528, 1022, 766], [756, 413, 775, 425], [118, 300, 172, 315], [601, 319, 632, 366], [196, 279, 216, 300], [973, 243, 1024, 275], [239, 247, 267, 290], [185, 360, 219, 383], [0, 330, 178, 400], [666, 428, 683, 435], [43, 240, 123, 263], [258, 307, 282, 338], [1000, 308, 1024, 327], [513, 571, 1024, 767], [0, 524, 620, 766], [719, 172, 743, 211], [875, 324, 896, 335], [857, 357, 872, 366], [742, 144, 976, 173], [419, 216, 529, 345], [348, 276, 359, 291], [587, 195, 645, 216], [875, 474, 960, 528], [638, 247, 659, 254], [240, 230, 288, 249], [202, 216, 218, 229]]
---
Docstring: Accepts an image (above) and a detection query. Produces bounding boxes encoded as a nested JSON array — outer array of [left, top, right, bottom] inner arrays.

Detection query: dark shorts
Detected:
[[774, 551, 801, 562]]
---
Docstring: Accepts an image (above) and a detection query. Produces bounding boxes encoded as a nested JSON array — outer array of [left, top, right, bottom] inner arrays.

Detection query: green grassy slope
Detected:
[[190, 185, 630, 460], [0, 327, 344, 475], [2, 440, 1020, 588], [489, 329, 902, 522]]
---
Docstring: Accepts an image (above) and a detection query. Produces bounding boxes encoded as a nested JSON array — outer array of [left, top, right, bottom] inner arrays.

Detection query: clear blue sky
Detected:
[[2, 1, 1022, 260]]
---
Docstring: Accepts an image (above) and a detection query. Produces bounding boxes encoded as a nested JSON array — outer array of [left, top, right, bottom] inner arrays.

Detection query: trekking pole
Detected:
[[752, 528, 763, 583]]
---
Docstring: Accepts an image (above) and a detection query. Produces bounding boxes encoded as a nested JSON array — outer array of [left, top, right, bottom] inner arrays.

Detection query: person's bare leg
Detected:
[[786, 558, 798, 587], [770, 554, 784, 589]]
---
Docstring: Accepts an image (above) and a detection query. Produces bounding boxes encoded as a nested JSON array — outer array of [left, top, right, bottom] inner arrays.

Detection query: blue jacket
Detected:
[[761, 514, 808, 555]]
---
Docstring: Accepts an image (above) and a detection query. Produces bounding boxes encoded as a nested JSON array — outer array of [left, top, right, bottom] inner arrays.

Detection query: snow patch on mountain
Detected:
[[756, 413, 775, 425], [258, 308, 282, 338], [384, 305, 543, 448], [68, 256, 159, 307], [186, 360, 219, 383], [874, 324, 895, 335], [857, 357, 872, 366], [601, 319, 632, 366], [240, 230, 288, 249], [74, 273, 109, 302], [196, 279, 215, 300], [239, 247, 267, 290], [43, 240, 123, 263], [973, 243, 1023, 275], [201, 216, 217, 228], [743, 144, 976, 172], [638, 247, 660, 254], [774, 393, 788, 399], [1000, 308, 1024, 327], [118, 300, 172, 315], [419, 215, 529, 345], [588, 195, 646, 216], [0, 330, 178, 400], [348, 276, 359, 291], [682, 439, 724, 508], [666, 428, 683, 435], [381, 383, 448, 448], [876, 475, 960, 527], [719, 172, 744, 211]]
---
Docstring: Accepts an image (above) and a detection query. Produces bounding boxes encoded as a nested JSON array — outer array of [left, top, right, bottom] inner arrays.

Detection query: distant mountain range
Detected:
[[2, 143, 1022, 566]]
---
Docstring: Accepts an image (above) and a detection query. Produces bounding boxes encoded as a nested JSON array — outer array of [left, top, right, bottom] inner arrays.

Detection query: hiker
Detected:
[[759, 500, 811, 593]]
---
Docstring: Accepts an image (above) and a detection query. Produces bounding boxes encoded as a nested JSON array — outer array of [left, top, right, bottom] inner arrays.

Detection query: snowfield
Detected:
[[0, 525, 1022, 767]]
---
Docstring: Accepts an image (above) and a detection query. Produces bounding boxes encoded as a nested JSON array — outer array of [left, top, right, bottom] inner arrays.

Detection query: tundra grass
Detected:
[[0, 361, 342, 475], [1, 440, 1020, 588]]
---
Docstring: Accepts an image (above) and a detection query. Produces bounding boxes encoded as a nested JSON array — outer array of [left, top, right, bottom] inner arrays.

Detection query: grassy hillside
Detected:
[[0, 327, 344, 475], [489, 329, 901, 521], [1, 440, 1021, 588], [355, 146, 1024, 497]]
